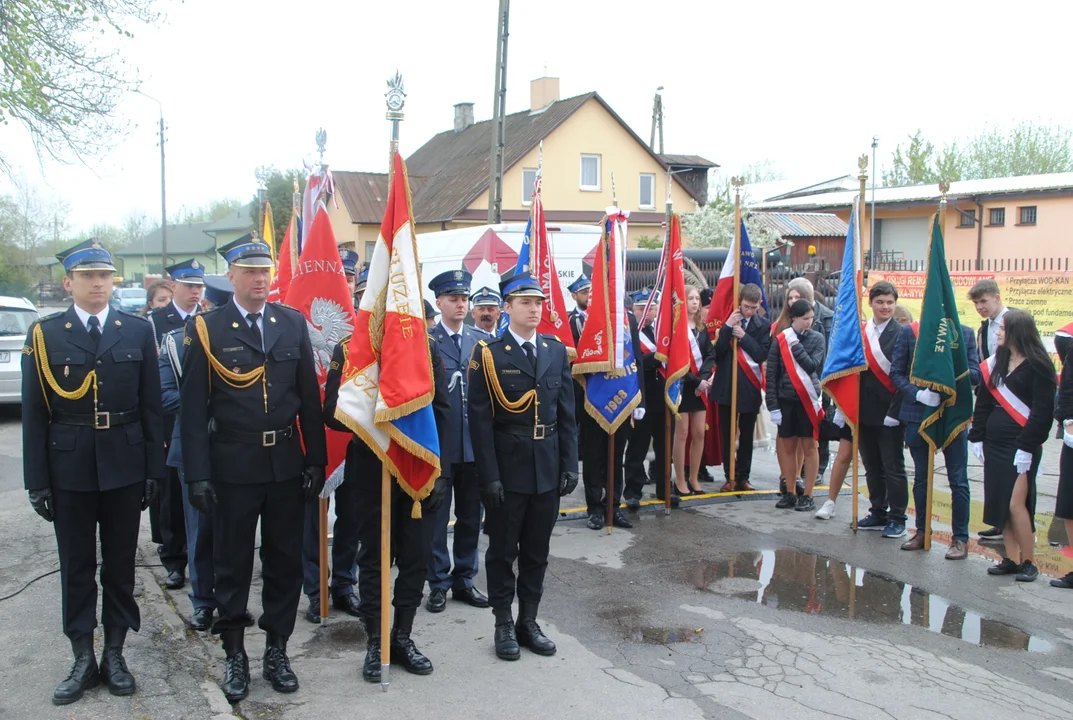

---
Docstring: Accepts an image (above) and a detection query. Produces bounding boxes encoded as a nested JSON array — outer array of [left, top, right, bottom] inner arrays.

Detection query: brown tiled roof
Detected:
[[333, 171, 431, 224], [659, 154, 717, 168]]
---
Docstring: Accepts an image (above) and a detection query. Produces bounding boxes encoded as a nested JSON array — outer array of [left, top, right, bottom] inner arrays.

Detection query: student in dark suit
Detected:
[[22, 239, 165, 705], [180, 235, 328, 702], [624, 287, 669, 510], [568, 275, 591, 460], [425, 269, 490, 613], [467, 271, 579, 661]]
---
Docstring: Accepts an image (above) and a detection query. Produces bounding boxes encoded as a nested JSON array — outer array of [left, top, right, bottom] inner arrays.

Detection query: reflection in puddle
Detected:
[[629, 627, 703, 644], [690, 550, 1052, 653]]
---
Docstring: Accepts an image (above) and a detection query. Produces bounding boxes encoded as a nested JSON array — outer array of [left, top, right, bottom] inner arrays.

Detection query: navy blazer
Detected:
[[890, 323, 981, 426], [708, 313, 771, 414], [428, 322, 482, 465]]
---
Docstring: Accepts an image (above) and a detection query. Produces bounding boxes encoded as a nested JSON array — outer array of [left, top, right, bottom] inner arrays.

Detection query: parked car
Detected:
[[114, 286, 148, 314], [0, 296, 41, 404]]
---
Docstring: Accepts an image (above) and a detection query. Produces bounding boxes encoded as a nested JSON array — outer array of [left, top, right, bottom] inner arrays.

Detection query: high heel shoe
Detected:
[[689, 484, 704, 495], [675, 485, 692, 497]]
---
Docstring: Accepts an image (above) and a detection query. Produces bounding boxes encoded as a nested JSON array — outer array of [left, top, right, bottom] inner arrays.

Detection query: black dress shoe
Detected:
[[517, 617, 557, 656], [332, 592, 362, 617], [304, 600, 321, 624], [52, 635, 99, 706], [452, 586, 490, 608], [190, 607, 212, 631], [164, 570, 185, 590], [390, 609, 433, 675], [100, 626, 135, 696], [425, 587, 447, 613], [586, 514, 603, 530], [222, 652, 249, 703], [625, 495, 641, 512], [612, 510, 633, 529], [494, 620, 520, 661], [263, 634, 299, 693]]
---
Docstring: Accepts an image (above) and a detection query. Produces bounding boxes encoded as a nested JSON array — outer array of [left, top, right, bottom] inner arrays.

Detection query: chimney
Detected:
[[453, 102, 474, 133], [530, 77, 560, 112]]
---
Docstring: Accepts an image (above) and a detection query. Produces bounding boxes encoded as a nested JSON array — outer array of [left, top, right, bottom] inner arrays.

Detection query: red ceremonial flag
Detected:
[[527, 178, 576, 356], [268, 216, 296, 304], [654, 214, 691, 415], [285, 205, 355, 477]]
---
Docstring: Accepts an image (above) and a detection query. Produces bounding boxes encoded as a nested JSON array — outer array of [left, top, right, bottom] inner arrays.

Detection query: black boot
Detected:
[[52, 634, 100, 705], [220, 630, 250, 703], [493, 607, 520, 661], [362, 622, 381, 683], [390, 609, 433, 675], [516, 602, 556, 656], [100, 626, 136, 696], [263, 633, 299, 693]]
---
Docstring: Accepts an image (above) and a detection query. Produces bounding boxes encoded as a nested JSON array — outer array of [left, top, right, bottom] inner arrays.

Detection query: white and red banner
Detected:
[[777, 328, 825, 439], [654, 215, 691, 415], [334, 153, 441, 514], [526, 178, 576, 356], [863, 320, 897, 393], [268, 217, 296, 304], [573, 208, 629, 375], [979, 355, 1030, 427]]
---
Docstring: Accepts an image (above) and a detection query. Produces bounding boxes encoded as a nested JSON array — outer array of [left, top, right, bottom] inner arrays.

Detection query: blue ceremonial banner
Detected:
[[582, 327, 642, 433], [819, 205, 866, 427]]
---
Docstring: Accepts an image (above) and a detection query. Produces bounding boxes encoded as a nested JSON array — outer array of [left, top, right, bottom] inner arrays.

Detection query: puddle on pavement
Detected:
[[629, 627, 704, 644], [689, 550, 1053, 653]]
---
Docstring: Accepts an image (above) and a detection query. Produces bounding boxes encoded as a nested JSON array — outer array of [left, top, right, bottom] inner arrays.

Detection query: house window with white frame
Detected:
[[639, 173, 656, 209], [580, 154, 601, 191], [522, 168, 538, 205]]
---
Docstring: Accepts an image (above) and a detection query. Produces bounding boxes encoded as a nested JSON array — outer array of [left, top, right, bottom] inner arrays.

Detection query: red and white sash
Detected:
[[639, 327, 656, 354], [776, 328, 825, 439], [863, 320, 896, 393], [1057, 320, 1073, 340], [979, 356, 1030, 427], [688, 328, 703, 373], [737, 346, 764, 391], [910, 321, 919, 338]]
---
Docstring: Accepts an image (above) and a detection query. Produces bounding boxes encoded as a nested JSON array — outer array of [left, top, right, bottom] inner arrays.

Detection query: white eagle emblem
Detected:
[[306, 297, 353, 376]]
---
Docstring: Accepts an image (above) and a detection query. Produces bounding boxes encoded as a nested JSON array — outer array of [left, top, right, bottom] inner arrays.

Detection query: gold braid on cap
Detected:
[[32, 324, 97, 411], [194, 315, 269, 413], [480, 344, 539, 427]]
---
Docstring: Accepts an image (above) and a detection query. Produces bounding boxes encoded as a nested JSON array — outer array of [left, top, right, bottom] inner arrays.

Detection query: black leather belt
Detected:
[[495, 422, 557, 441], [53, 410, 140, 430], [215, 424, 295, 447]]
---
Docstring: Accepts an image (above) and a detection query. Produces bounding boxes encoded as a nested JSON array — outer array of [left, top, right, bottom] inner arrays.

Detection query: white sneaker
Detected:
[[815, 500, 837, 520]]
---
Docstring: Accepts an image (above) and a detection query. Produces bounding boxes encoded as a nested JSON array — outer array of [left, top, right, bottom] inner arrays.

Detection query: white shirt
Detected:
[[232, 297, 265, 350], [988, 306, 1008, 356], [171, 299, 196, 321], [508, 327, 538, 358], [871, 317, 892, 335], [73, 304, 110, 332], [438, 320, 463, 343]]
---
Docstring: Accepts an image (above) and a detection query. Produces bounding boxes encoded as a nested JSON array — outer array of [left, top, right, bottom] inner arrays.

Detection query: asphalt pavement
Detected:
[[1, 405, 1072, 719]]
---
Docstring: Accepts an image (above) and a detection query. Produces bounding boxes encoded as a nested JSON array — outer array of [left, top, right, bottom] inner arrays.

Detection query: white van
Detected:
[[416, 223, 604, 310]]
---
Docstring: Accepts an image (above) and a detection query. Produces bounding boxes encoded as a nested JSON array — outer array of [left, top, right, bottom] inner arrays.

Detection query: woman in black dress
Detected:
[[969, 309, 1055, 582], [672, 286, 713, 496], [1052, 338, 1073, 588]]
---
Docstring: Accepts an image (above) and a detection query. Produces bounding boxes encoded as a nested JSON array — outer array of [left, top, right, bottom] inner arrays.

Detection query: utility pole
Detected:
[[869, 135, 878, 269], [650, 86, 664, 154], [159, 113, 167, 275], [487, 0, 510, 224]]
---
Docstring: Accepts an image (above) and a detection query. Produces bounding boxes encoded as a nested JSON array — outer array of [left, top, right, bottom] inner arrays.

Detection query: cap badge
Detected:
[[453, 270, 463, 281], [191, 260, 200, 269]]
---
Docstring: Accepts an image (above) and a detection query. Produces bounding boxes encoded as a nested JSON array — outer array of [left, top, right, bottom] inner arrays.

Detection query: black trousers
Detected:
[[354, 453, 436, 623], [858, 423, 909, 523], [53, 483, 143, 640], [484, 489, 559, 610], [624, 393, 667, 499], [301, 474, 360, 601], [212, 477, 304, 638], [158, 464, 187, 574], [581, 412, 629, 516], [719, 405, 758, 483]]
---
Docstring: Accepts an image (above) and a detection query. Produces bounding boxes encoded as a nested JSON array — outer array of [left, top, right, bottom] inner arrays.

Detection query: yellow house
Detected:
[[752, 174, 1073, 269], [331, 77, 715, 263]]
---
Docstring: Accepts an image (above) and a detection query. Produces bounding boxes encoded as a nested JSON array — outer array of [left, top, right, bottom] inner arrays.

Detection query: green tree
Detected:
[[172, 198, 244, 225], [635, 235, 662, 249], [883, 130, 939, 186], [681, 205, 782, 250], [252, 167, 307, 246], [0, 1, 162, 175]]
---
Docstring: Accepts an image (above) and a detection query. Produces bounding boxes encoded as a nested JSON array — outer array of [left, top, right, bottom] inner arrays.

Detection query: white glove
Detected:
[[1065, 424, 1073, 449], [1014, 449, 1033, 474], [916, 388, 941, 407], [970, 442, 984, 462], [770, 409, 783, 425], [781, 327, 799, 344], [883, 416, 900, 427], [632, 407, 646, 421], [832, 409, 846, 428]]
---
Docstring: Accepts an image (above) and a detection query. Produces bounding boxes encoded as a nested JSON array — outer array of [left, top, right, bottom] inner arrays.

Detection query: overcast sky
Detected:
[[2, 0, 1071, 233]]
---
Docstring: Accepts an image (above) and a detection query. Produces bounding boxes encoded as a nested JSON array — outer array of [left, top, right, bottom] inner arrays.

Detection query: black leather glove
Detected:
[[302, 466, 326, 501], [188, 481, 217, 516], [558, 471, 579, 497], [423, 476, 448, 513], [28, 489, 54, 522], [479, 480, 505, 511], [142, 478, 160, 511]]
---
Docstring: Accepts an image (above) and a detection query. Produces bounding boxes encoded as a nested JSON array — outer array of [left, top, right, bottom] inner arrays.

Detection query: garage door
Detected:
[[878, 217, 931, 264]]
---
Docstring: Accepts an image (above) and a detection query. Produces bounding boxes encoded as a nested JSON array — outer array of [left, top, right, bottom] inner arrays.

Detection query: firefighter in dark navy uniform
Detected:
[[467, 270, 579, 661], [21, 239, 165, 705], [180, 234, 328, 703], [567, 274, 591, 460]]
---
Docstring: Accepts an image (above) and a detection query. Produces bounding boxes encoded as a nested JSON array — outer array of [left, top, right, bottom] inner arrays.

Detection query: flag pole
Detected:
[[728, 177, 744, 489], [664, 173, 673, 515], [607, 172, 619, 535], [923, 181, 950, 551], [380, 70, 406, 692], [852, 158, 868, 532]]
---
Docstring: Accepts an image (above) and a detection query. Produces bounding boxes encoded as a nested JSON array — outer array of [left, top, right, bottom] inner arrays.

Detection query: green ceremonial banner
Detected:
[[909, 214, 974, 451]]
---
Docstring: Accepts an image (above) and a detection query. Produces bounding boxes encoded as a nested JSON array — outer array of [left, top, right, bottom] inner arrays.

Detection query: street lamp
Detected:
[[137, 91, 167, 276]]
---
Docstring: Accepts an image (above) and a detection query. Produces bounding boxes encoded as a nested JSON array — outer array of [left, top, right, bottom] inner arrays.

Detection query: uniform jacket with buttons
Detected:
[[428, 322, 482, 465], [179, 299, 327, 484], [21, 304, 166, 492], [467, 333, 578, 494], [149, 301, 194, 347]]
